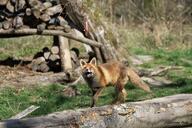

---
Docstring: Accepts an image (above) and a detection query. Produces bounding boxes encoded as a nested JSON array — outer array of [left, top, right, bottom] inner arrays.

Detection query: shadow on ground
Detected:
[[0, 57, 31, 67]]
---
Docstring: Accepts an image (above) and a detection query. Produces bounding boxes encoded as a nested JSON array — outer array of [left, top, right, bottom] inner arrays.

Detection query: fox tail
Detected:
[[127, 68, 151, 92]]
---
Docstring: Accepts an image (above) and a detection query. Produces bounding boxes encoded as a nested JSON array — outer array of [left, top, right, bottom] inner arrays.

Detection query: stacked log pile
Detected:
[[0, 0, 71, 32], [31, 45, 79, 72], [0, 0, 121, 73]]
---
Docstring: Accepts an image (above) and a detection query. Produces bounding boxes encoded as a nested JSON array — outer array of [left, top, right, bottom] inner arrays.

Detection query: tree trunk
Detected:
[[1, 94, 192, 128]]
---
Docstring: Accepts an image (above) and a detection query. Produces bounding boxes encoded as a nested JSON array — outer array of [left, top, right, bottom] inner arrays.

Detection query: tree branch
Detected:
[[0, 29, 102, 47]]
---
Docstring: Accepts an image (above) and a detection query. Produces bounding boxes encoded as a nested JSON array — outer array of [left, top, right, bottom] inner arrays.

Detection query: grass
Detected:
[[0, 36, 52, 60], [0, 78, 191, 120], [132, 49, 192, 81], [133, 48, 192, 66]]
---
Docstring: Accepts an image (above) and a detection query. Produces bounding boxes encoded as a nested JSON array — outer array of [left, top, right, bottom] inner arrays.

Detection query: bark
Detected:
[[51, 46, 59, 55], [6, 0, 14, 13], [39, 14, 51, 22], [45, 4, 63, 16], [49, 54, 60, 61], [0, 0, 8, 5], [42, 2, 52, 10], [2, 20, 12, 30], [89, 32, 103, 63], [136, 66, 183, 87], [43, 51, 51, 60], [1, 94, 192, 128], [0, 29, 102, 47], [12, 16, 23, 29], [58, 36, 72, 71], [25, 8, 32, 16]]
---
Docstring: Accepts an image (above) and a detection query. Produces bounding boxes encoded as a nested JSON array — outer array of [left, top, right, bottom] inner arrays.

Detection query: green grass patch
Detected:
[[0, 79, 192, 120], [0, 84, 90, 120], [132, 48, 192, 86], [0, 36, 52, 60], [132, 48, 192, 69]]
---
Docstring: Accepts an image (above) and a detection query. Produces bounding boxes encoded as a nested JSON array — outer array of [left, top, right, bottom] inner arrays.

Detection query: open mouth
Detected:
[[85, 72, 93, 78]]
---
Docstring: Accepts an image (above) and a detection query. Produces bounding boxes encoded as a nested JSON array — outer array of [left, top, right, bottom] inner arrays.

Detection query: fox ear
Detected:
[[80, 59, 87, 67], [90, 57, 97, 66]]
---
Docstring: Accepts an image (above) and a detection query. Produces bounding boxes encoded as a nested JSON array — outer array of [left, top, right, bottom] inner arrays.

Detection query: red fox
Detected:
[[80, 58, 151, 107]]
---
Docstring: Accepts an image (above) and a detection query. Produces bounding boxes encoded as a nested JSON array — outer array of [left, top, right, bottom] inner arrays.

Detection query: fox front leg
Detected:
[[91, 88, 103, 107]]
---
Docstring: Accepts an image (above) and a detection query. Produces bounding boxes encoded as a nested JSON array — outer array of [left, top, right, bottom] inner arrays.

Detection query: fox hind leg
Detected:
[[113, 78, 128, 104], [113, 88, 127, 104]]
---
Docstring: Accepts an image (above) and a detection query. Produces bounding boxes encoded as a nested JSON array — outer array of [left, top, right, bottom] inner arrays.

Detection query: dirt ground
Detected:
[[0, 63, 70, 89]]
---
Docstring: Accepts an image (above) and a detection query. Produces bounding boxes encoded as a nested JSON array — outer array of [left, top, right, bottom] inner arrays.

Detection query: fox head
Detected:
[[80, 57, 97, 79]]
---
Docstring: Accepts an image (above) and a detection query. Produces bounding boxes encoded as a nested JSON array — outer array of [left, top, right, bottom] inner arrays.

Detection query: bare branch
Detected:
[[0, 29, 102, 47]]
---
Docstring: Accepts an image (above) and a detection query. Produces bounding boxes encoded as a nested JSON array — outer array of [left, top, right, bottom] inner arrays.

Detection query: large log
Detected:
[[50, 46, 59, 54], [6, 0, 14, 13], [2, 20, 12, 30], [15, 0, 26, 11], [25, 8, 32, 16], [1, 94, 192, 128], [45, 4, 63, 16], [0, 29, 102, 47], [12, 16, 23, 29]]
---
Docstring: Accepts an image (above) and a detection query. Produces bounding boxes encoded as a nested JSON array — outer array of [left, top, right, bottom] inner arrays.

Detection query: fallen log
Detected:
[[1, 94, 192, 128], [136, 66, 183, 77], [0, 29, 102, 47], [135, 66, 183, 87], [149, 66, 183, 77], [142, 76, 173, 87]]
